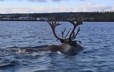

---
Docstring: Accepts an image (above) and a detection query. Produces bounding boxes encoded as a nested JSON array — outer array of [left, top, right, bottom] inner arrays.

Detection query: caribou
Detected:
[[17, 17, 83, 56]]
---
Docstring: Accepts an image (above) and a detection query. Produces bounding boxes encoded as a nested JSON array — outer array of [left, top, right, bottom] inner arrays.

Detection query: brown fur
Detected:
[[47, 45, 62, 52]]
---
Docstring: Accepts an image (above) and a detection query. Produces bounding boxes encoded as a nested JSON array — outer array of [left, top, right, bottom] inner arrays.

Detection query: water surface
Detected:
[[0, 21, 114, 72]]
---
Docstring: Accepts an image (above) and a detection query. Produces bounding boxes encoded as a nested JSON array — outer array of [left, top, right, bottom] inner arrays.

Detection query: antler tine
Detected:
[[68, 16, 77, 26], [71, 27, 80, 40], [48, 18, 61, 32], [76, 17, 83, 25], [64, 28, 71, 38], [74, 27, 80, 37], [69, 16, 83, 26], [47, 17, 56, 28], [68, 24, 77, 41], [61, 28, 66, 38]]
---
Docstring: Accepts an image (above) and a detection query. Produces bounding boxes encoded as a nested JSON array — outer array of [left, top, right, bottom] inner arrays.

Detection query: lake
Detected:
[[0, 21, 114, 72]]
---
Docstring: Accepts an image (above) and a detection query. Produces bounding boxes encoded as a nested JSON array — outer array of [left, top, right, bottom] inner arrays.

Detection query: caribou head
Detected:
[[47, 16, 83, 46]]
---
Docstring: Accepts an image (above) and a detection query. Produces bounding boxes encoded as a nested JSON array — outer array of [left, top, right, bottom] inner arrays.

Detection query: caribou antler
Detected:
[[68, 16, 83, 41], [47, 16, 83, 45], [47, 17, 66, 43]]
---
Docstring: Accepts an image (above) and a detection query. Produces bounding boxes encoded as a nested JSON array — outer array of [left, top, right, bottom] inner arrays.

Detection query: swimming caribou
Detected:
[[17, 17, 83, 56]]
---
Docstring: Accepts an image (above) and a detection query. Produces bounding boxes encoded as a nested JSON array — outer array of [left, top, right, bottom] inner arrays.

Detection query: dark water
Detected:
[[0, 21, 114, 72]]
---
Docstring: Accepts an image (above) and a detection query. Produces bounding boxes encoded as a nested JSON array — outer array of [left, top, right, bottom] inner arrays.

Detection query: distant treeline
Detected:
[[0, 12, 114, 21]]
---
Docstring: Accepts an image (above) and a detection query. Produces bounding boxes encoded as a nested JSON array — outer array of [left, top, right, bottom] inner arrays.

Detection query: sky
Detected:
[[0, 0, 114, 13]]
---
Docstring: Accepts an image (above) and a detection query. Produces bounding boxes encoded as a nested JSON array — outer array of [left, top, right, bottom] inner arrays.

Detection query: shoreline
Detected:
[[0, 20, 114, 22]]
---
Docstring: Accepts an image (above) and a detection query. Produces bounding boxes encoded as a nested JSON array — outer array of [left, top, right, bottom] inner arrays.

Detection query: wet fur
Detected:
[[17, 43, 83, 55]]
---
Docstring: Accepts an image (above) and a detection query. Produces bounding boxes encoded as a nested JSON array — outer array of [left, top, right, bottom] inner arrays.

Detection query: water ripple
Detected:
[[0, 21, 114, 72]]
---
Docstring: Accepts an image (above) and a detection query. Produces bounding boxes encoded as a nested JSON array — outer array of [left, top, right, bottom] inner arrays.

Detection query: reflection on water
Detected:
[[0, 21, 114, 72]]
